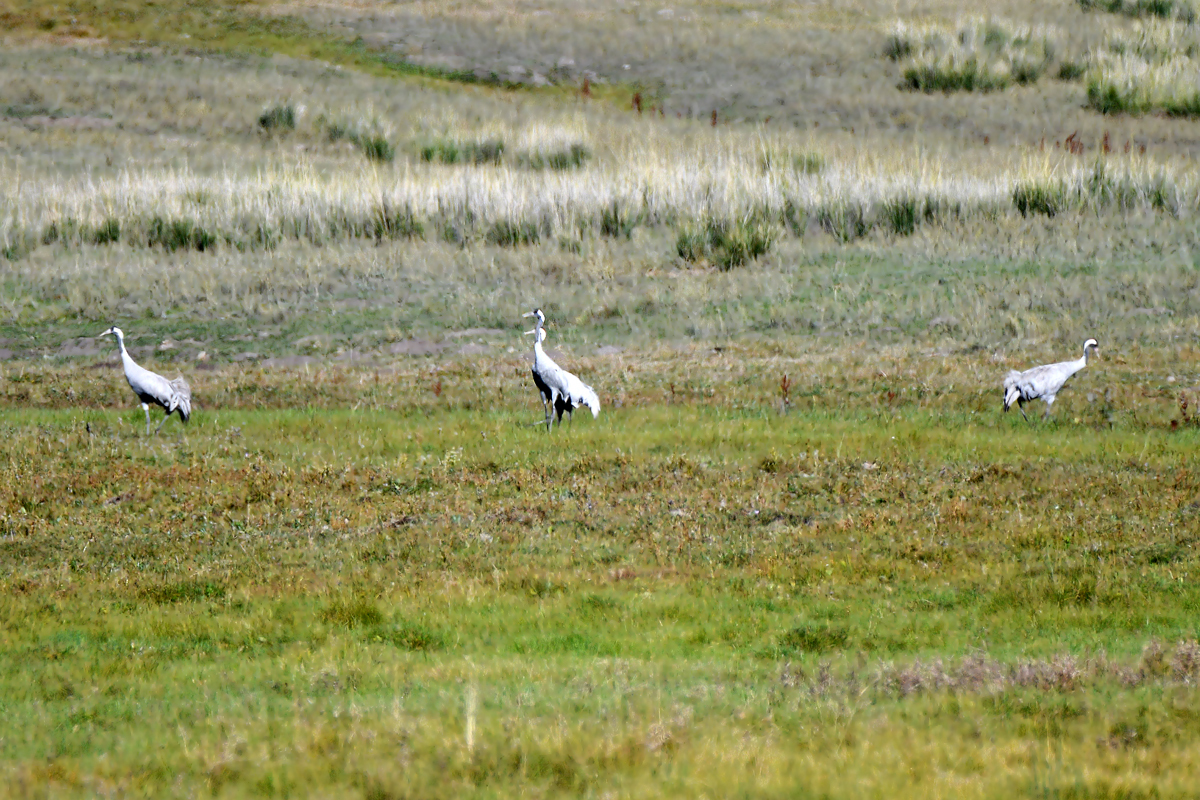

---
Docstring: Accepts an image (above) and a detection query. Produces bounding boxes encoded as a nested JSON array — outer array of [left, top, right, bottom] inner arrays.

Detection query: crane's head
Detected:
[[521, 309, 546, 328], [100, 326, 124, 340], [1083, 338, 1099, 357]]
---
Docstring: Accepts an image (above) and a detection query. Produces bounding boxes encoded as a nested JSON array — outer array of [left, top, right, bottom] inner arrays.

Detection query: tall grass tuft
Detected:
[[1013, 181, 1068, 217], [373, 203, 425, 241], [710, 216, 776, 270], [486, 219, 540, 247], [92, 218, 121, 245], [258, 104, 296, 133], [816, 202, 871, 242], [1084, 22, 1200, 116], [147, 217, 218, 252], [883, 195, 919, 236], [599, 201, 639, 239], [318, 113, 395, 162], [1078, 0, 1197, 23], [517, 143, 591, 171], [421, 137, 506, 166], [675, 215, 777, 269], [889, 18, 1060, 93], [359, 134, 395, 163]]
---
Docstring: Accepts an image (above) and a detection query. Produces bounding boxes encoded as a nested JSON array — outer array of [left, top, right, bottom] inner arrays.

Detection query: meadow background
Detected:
[[3, 0, 1200, 797]]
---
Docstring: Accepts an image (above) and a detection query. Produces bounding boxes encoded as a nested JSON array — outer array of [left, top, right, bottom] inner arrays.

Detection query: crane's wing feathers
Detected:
[[563, 372, 600, 417], [532, 348, 600, 419], [1002, 359, 1084, 408]]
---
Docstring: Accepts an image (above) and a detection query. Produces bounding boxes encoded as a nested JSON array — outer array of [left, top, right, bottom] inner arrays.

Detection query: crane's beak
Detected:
[[523, 328, 536, 336], [521, 311, 536, 318]]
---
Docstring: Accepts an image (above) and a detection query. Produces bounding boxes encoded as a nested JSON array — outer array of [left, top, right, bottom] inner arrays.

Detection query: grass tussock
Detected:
[[1078, 0, 1197, 24], [258, 103, 297, 133], [887, 18, 1060, 92], [1085, 22, 1200, 116], [675, 215, 778, 269], [516, 142, 591, 171], [420, 137, 506, 166], [318, 113, 396, 162]]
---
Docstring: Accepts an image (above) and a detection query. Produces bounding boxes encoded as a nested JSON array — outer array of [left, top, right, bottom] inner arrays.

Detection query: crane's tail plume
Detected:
[[169, 376, 192, 422], [577, 385, 600, 418], [1002, 371, 1022, 412]]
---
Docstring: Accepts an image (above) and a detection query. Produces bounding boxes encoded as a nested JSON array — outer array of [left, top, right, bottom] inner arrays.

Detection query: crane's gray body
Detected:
[[1003, 339, 1098, 420], [523, 309, 600, 430], [101, 326, 192, 434]]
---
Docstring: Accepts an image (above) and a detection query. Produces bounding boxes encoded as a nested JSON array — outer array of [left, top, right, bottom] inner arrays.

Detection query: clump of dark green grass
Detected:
[[92, 218, 121, 245], [373, 202, 425, 241], [42, 217, 86, 246], [816, 201, 871, 242], [1013, 181, 1068, 217], [675, 215, 777, 269], [599, 200, 639, 239], [318, 114, 395, 162], [903, 58, 1013, 93], [890, 19, 1058, 93], [1078, 0, 1197, 23], [1057, 60, 1087, 81], [1086, 74, 1200, 118], [516, 143, 590, 171], [322, 594, 384, 628], [420, 137, 506, 166], [258, 103, 296, 133], [147, 216, 218, 251], [486, 218, 540, 247], [358, 133, 395, 163], [881, 194, 962, 235]]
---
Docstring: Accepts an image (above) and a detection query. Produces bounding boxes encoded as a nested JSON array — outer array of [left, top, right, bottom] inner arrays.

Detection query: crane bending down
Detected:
[[100, 326, 192, 434], [1003, 338, 1098, 421], [523, 309, 600, 431]]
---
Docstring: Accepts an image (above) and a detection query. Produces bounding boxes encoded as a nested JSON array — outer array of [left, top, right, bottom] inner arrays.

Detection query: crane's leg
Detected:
[[154, 409, 171, 434], [1019, 402, 1029, 422], [1043, 397, 1054, 421], [142, 403, 151, 435]]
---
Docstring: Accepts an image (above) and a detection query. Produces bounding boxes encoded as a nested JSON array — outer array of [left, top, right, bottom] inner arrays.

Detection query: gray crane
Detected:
[[100, 326, 192, 434], [522, 309, 600, 431], [1003, 338, 1098, 421]]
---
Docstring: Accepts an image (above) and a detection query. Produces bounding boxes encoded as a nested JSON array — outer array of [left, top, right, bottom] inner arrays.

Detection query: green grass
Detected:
[[4, 398, 1200, 796], [7, 0, 1200, 794]]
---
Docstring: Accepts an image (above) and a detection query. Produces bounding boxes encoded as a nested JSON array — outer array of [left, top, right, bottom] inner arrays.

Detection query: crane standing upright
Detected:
[[1003, 338, 1099, 421], [522, 309, 600, 431], [100, 326, 192, 434]]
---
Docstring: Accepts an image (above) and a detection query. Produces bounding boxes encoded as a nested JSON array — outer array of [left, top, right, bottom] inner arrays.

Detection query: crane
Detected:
[[522, 309, 600, 431], [99, 326, 192, 434], [1003, 338, 1098, 421]]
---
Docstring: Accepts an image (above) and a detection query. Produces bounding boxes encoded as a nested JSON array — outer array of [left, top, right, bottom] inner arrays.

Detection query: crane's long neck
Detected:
[[532, 327, 548, 361], [112, 332, 140, 379]]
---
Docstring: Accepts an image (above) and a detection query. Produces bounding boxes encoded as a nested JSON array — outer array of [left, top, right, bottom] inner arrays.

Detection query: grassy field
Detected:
[[4, 0, 1200, 796]]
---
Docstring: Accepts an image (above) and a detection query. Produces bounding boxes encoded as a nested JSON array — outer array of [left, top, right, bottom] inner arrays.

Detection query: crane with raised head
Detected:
[[1003, 338, 1098, 421], [100, 326, 192, 434], [522, 309, 600, 431]]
